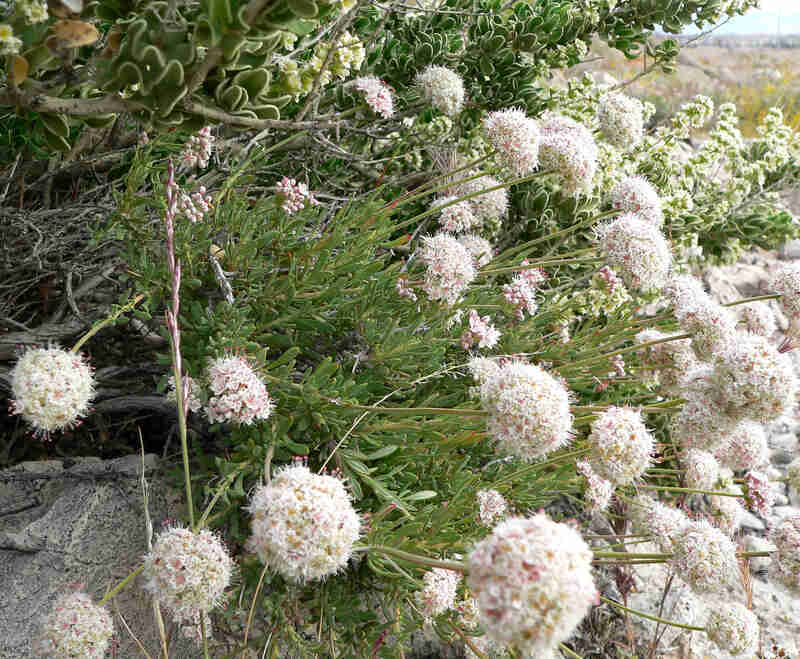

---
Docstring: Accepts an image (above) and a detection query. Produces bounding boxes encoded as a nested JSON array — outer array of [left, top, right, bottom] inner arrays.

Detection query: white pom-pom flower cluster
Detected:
[[143, 526, 233, 623], [476, 488, 508, 527], [577, 460, 614, 515], [247, 463, 361, 582], [417, 567, 461, 617], [682, 448, 719, 491], [466, 513, 597, 655], [587, 406, 654, 485], [595, 213, 672, 293], [715, 419, 769, 471], [275, 176, 320, 215], [205, 355, 274, 425], [597, 93, 645, 150], [706, 602, 759, 656], [635, 329, 698, 393], [10, 346, 95, 439], [37, 591, 114, 659], [418, 233, 477, 305], [479, 361, 573, 461], [673, 292, 737, 359], [457, 234, 493, 268], [769, 262, 800, 336], [709, 482, 745, 536], [672, 520, 740, 594], [353, 76, 394, 118], [448, 173, 508, 225], [483, 108, 540, 175], [432, 196, 480, 233], [610, 175, 663, 227], [770, 513, 800, 593], [629, 495, 690, 552], [416, 65, 465, 116], [539, 113, 598, 197], [461, 310, 501, 350]]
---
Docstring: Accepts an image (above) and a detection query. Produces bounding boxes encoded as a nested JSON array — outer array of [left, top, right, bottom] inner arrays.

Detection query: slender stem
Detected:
[[637, 484, 743, 497], [328, 400, 487, 416], [600, 597, 705, 631], [559, 643, 584, 659], [242, 564, 270, 659], [558, 333, 692, 372], [71, 294, 146, 353], [362, 545, 465, 572], [99, 565, 145, 605], [723, 294, 779, 307]]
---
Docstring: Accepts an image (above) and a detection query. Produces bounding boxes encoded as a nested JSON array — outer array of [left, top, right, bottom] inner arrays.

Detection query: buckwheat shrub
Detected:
[[738, 301, 777, 338], [712, 332, 797, 423], [771, 513, 800, 592], [576, 460, 614, 515], [353, 76, 394, 118], [539, 113, 598, 196], [744, 470, 777, 518], [432, 196, 479, 233], [417, 567, 461, 617], [476, 489, 509, 527], [479, 361, 573, 461], [769, 261, 800, 331], [682, 449, 719, 491], [37, 591, 114, 659], [246, 463, 361, 582], [586, 406, 654, 486], [418, 232, 477, 305], [483, 108, 541, 175], [457, 234, 493, 268], [416, 65, 465, 116], [466, 514, 597, 655], [502, 262, 546, 320], [706, 601, 759, 656], [672, 520, 740, 595], [629, 495, 690, 552], [142, 526, 233, 624], [597, 92, 645, 150], [609, 175, 663, 227], [715, 419, 769, 471], [635, 329, 698, 393], [594, 213, 672, 293], [205, 355, 274, 425], [10, 346, 95, 439]]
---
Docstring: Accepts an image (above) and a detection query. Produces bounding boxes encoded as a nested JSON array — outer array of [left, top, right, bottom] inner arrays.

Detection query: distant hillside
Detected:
[[677, 33, 800, 48]]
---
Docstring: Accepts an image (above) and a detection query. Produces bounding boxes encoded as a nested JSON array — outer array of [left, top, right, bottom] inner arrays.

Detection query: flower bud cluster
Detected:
[[310, 31, 365, 84], [416, 65, 465, 117], [461, 310, 501, 350], [275, 176, 320, 215], [181, 126, 214, 169], [502, 261, 546, 320], [179, 186, 213, 223], [37, 591, 114, 659], [353, 76, 394, 118]]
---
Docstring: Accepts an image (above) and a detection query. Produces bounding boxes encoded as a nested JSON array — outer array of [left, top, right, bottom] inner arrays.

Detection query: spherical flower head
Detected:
[[744, 470, 777, 518], [671, 388, 737, 453], [483, 108, 541, 176], [353, 76, 394, 119], [467, 356, 501, 386], [466, 514, 597, 654], [769, 262, 800, 328], [712, 332, 797, 424], [706, 601, 759, 656], [665, 274, 707, 309], [205, 355, 274, 425], [417, 567, 461, 617], [673, 294, 738, 360], [770, 513, 800, 593], [476, 489, 508, 527], [635, 329, 698, 393], [594, 213, 672, 294], [629, 495, 690, 552], [738, 302, 776, 338], [681, 449, 719, 491], [418, 232, 477, 305], [715, 419, 768, 471], [577, 460, 613, 515], [246, 463, 361, 582], [709, 484, 745, 536], [450, 173, 508, 222], [610, 175, 663, 227], [416, 65, 465, 116], [597, 93, 645, 150], [10, 346, 95, 439], [432, 196, 479, 233], [143, 526, 233, 623], [672, 520, 740, 594], [539, 113, 598, 197], [587, 406, 654, 486], [480, 362, 573, 461], [787, 458, 800, 498], [37, 591, 113, 659], [457, 234, 493, 268]]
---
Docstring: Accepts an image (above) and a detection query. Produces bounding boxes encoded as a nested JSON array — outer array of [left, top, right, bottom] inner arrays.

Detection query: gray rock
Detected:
[[770, 449, 794, 466], [739, 510, 766, 531], [778, 239, 800, 260]]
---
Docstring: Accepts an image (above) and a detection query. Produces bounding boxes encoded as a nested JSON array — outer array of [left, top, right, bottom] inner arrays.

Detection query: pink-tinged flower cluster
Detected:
[[275, 176, 320, 215], [577, 460, 613, 515], [709, 482, 745, 536], [502, 261, 546, 320], [449, 173, 508, 224], [395, 277, 418, 302], [167, 374, 204, 413], [457, 234, 493, 268], [682, 448, 719, 491], [712, 332, 797, 423], [770, 513, 800, 593], [706, 602, 759, 656], [37, 591, 113, 659], [467, 356, 501, 386], [744, 470, 777, 518], [738, 301, 777, 338], [483, 107, 541, 176], [610, 175, 663, 227], [629, 495, 690, 552], [715, 419, 769, 471], [479, 361, 573, 461], [354, 76, 394, 118], [466, 514, 597, 655], [417, 567, 461, 617], [675, 296, 738, 361], [587, 406, 654, 486], [205, 355, 274, 425], [461, 310, 501, 350], [671, 388, 736, 453], [418, 233, 477, 305], [476, 488, 508, 527], [416, 65, 465, 116], [246, 463, 361, 582], [672, 520, 740, 594], [178, 185, 213, 223], [181, 126, 214, 169], [595, 213, 672, 293], [538, 113, 598, 197], [635, 329, 698, 393], [769, 262, 800, 336], [597, 265, 624, 293], [597, 93, 645, 150], [432, 196, 480, 233], [143, 526, 233, 623], [10, 346, 95, 439]]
